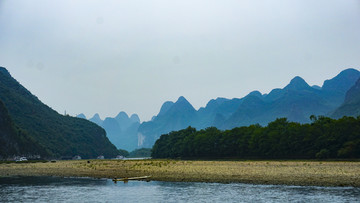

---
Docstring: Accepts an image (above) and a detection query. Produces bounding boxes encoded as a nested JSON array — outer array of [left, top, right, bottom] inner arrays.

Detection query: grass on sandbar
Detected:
[[0, 159, 359, 187]]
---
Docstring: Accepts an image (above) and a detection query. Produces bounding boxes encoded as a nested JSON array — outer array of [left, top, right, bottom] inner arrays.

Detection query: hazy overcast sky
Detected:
[[1, 0, 360, 121]]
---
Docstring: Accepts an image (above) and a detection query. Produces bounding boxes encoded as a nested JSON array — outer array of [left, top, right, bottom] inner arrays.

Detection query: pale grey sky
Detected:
[[1, 0, 360, 121]]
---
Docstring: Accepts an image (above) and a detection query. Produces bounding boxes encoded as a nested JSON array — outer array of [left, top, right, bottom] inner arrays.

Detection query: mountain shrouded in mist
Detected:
[[137, 68, 360, 148], [5, 65, 357, 154], [138, 96, 197, 148], [332, 77, 360, 118], [89, 113, 103, 126], [80, 111, 140, 151]]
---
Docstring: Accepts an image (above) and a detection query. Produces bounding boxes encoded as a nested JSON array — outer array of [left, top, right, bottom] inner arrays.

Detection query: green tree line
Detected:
[[151, 116, 360, 159]]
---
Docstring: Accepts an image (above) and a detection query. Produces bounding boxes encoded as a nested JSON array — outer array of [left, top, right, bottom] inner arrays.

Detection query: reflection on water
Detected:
[[0, 176, 359, 202]]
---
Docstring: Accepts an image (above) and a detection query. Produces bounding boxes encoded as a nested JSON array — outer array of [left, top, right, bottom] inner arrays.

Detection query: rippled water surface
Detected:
[[0, 176, 359, 202]]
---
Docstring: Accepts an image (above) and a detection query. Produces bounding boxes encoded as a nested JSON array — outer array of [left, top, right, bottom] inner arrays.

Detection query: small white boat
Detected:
[[16, 157, 28, 162]]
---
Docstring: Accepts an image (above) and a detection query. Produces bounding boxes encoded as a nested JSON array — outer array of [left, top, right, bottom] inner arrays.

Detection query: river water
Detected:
[[0, 176, 359, 202]]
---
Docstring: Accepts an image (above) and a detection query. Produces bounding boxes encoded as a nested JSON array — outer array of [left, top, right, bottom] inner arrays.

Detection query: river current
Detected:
[[0, 176, 359, 202]]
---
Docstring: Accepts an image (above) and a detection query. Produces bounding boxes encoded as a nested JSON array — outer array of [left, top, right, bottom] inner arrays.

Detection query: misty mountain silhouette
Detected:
[[89, 113, 103, 126], [138, 96, 197, 148], [332, 77, 360, 118], [138, 68, 360, 147], [81, 111, 140, 151]]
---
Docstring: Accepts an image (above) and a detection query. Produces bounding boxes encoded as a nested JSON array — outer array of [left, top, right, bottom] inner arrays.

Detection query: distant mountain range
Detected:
[[138, 68, 360, 148], [0, 67, 119, 159], [78, 112, 140, 151], [5, 64, 359, 159], [62, 68, 360, 151]]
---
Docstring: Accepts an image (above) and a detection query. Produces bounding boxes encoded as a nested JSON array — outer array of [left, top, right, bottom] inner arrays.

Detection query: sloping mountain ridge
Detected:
[[222, 69, 360, 129], [138, 96, 197, 148], [223, 75, 331, 129], [138, 68, 360, 148], [332, 77, 360, 118], [89, 113, 103, 126], [196, 97, 243, 129], [321, 68, 360, 108], [0, 67, 119, 158]]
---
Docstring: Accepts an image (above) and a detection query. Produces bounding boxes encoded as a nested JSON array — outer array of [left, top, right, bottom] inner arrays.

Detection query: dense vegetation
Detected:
[[129, 148, 152, 158], [152, 116, 360, 159], [0, 67, 119, 159], [117, 149, 130, 157], [0, 99, 48, 158]]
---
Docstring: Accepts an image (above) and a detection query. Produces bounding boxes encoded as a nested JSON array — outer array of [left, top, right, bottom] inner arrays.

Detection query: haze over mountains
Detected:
[[78, 112, 140, 151], [136, 68, 360, 148], [2, 65, 360, 158], [332, 77, 360, 118], [80, 68, 360, 149]]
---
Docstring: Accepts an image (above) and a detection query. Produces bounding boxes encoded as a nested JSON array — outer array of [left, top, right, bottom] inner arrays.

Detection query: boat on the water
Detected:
[[112, 176, 151, 182]]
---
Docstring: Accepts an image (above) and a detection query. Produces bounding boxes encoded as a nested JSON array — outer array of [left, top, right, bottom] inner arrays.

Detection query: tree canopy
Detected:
[[152, 116, 360, 159]]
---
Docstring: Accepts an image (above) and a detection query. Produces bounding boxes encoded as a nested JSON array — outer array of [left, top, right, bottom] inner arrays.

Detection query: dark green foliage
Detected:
[[152, 116, 360, 159], [316, 149, 330, 159], [0, 67, 119, 159], [0, 99, 20, 157], [129, 148, 152, 158], [0, 99, 48, 158], [117, 149, 129, 157]]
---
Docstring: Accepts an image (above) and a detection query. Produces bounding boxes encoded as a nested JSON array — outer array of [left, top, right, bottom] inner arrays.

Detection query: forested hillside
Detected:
[[0, 67, 119, 158], [152, 116, 360, 159], [0, 99, 48, 158]]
